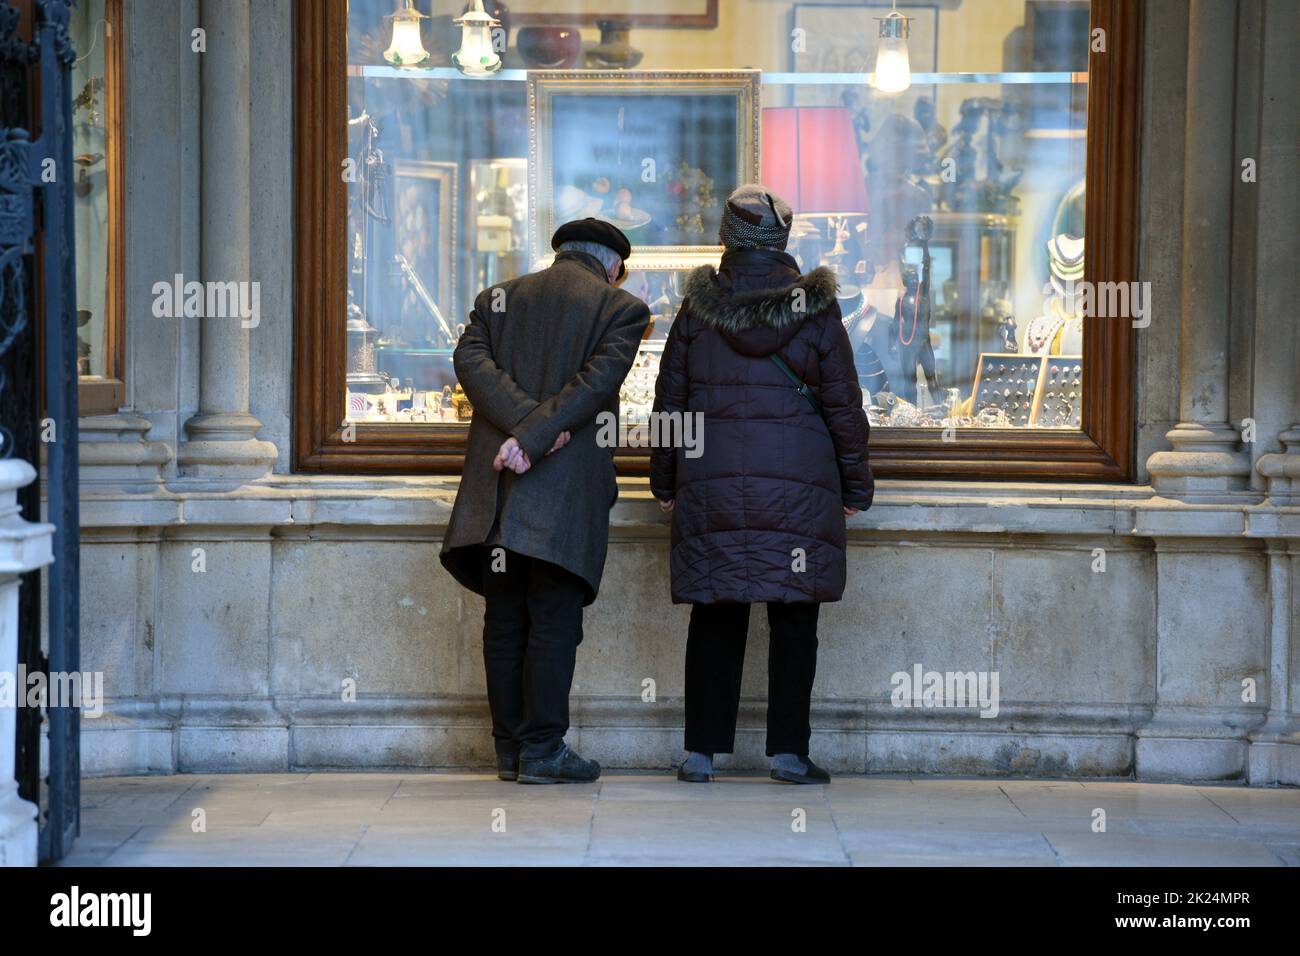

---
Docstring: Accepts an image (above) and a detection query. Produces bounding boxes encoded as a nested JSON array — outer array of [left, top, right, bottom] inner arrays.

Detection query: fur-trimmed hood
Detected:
[[684, 258, 839, 357]]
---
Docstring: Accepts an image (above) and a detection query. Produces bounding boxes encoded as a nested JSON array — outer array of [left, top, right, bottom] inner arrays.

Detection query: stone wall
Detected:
[[77, 477, 1296, 782]]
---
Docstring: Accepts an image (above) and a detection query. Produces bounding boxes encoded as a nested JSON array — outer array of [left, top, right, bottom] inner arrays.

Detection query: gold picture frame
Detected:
[[389, 159, 459, 348], [528, 70, 762, 264], [620, 252, 719, 335]]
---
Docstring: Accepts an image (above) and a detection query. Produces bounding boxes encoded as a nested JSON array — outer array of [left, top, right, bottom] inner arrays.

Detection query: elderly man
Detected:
[[441, 219, 650, 784]]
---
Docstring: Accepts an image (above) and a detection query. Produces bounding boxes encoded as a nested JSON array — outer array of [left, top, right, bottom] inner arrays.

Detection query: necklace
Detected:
[[898, 291, 920, 346], [1026, 307, 1065, 353], [840, 299, 869, 330]]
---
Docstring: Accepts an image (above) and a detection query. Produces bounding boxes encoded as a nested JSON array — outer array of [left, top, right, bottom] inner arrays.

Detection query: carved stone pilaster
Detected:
[[176, 0, 276, 485], [1247, 542, 1300, 784], [1144, 0, 1252, 500]]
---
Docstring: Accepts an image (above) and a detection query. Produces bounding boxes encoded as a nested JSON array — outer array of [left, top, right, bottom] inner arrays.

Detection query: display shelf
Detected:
[[350, 65, 1088, 86]]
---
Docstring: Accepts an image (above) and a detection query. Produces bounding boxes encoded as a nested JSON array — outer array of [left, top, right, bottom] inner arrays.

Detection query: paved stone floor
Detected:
[[60, 772, 1300, 866]]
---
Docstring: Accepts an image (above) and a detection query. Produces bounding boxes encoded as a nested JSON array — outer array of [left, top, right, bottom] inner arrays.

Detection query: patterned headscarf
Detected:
[[719, 184, 793, 251]]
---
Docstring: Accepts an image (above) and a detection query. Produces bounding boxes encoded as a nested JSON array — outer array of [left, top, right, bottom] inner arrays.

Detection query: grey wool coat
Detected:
[[440, 250, 651, 605]]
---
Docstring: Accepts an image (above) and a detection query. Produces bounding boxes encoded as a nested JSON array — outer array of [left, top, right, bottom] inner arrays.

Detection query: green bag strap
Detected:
[[769, 353, 822, 415]]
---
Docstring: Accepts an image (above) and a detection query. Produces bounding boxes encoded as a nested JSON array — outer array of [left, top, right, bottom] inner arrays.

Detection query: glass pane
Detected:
[[71, 0, 113, 379], [343, 0, 1091, 432]]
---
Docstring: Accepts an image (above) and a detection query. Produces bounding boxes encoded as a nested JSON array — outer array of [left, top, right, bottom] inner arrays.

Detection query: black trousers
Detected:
[[479, 547, 587, 760], [684, 601, 821, 758]]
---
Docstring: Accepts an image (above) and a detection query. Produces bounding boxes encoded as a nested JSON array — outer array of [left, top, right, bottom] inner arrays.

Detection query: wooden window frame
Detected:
[[294, 0, 1140, 480], [76, 0, 126, 415]]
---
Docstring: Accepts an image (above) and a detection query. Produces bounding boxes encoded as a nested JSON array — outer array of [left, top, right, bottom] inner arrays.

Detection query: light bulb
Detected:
[[383, 0, 429, 68], [453, 0, 503, 77], [873, 11, 911, 94]]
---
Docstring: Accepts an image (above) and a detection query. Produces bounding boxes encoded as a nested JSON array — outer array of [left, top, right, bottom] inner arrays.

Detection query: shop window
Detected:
[[295, 0, 1138, 478], [71, 0, 125, 415]]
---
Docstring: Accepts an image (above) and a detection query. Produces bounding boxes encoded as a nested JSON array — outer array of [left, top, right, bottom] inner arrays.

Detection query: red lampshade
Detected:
[[761, 107, 868, 215]]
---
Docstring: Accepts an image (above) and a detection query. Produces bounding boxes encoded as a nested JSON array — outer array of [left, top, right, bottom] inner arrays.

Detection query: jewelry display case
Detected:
[[295, 0, 1140, 479]]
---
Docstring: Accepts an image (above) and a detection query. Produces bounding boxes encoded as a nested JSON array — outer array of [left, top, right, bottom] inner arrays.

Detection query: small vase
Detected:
[[584, 19, 642, 69], [517, 26, 582, 68]]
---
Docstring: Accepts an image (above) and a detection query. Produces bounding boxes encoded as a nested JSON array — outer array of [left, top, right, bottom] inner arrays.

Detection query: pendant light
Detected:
[[453, 0, 504, 76], [383, 0, 430, 68], [873, 6, 911, 94]]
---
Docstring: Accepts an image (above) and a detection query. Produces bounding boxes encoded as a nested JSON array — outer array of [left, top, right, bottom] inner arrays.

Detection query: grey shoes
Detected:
[[676, 751, 715, 783]]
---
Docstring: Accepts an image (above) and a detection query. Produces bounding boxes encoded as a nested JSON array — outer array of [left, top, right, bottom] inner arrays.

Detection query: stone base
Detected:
[[1248, 742, 1300, 786], [80, 726, 174, 777], [1256, 430, 1300, 505], [75, 480, 1297, 786], [176, 412, 277, 486], [0, 783, 38, 868], [174, 438, 278, 486], [178, 726, 291, 773], [1135, 707, 1268, 781], [1247, 721, 1300, 785], [1147, 422, 1252, 501], [78, 414, 172, 487], [1136, 736, 1250, 782], [80, 696, 1164, 779]]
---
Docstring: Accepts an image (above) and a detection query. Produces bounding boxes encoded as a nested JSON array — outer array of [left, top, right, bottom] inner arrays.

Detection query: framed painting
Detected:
[[386, 159, 459, 351], [528, 70, 761, 262], [620, 251, 718, 341], [509, 1, 719, 28]]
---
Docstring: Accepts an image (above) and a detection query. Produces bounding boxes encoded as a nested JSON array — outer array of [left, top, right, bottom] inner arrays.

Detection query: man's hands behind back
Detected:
[[493, 431, 571, 475]]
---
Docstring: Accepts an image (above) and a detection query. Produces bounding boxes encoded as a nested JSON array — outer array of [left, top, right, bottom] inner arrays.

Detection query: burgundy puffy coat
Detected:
[[650, 248, 874, 605]]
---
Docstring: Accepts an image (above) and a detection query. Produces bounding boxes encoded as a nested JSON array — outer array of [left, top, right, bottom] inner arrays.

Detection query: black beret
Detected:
[[551, 217, 632, 262]]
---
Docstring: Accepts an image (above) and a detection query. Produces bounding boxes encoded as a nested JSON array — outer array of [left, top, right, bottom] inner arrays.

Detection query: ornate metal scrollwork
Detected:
[[37, 0, 76, 65], [0, 121, 34, 462]]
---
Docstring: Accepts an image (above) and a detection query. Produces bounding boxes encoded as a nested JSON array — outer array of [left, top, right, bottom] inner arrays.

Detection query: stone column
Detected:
[[1248, 542, 1300, 784], [0, 460, 53, 867], [1253, 0, 1300, 506], [1145, 0, 1251, 499], [1138, 0, 1269, 782], [1246, 0, 1300, 784], [177, 0, 276, 483]]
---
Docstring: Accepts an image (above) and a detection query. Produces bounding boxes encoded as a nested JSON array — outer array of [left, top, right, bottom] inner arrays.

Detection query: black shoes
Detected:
[[495, 749, 519, 782], [517, 742, 601, 784], [770, 757, 832, 785]]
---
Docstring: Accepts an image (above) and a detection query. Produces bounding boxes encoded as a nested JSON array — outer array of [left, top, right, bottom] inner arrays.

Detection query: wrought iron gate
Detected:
[[1, 0, 81, 863]]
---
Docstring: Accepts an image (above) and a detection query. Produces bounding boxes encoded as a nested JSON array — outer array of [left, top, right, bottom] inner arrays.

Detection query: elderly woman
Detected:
[[650, 185, 875, 784]]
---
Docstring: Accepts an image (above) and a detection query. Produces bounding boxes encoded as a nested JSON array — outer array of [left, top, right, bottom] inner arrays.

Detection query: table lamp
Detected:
[[761, 107, 869, 272]]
